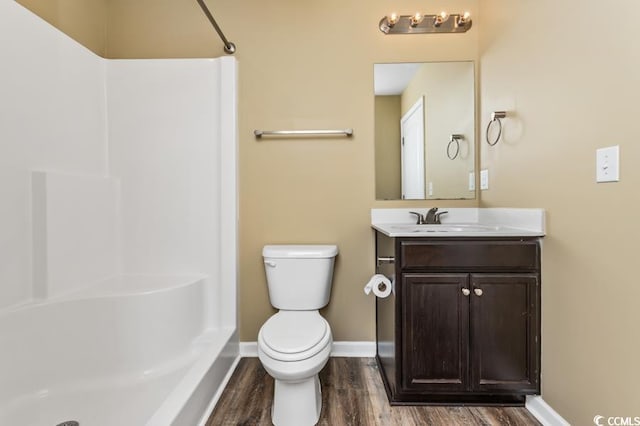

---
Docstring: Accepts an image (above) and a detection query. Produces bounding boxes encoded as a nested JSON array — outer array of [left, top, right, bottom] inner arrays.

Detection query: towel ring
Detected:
[[486, 111, 506, 146], [447, 134, 463, 160]]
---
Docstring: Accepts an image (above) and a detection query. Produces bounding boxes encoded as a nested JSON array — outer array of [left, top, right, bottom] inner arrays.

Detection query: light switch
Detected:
[[596, 146, 620, 183], [468, 171, 476, 191], [428, 181, 433, 197], [480, 169, 489, 190]]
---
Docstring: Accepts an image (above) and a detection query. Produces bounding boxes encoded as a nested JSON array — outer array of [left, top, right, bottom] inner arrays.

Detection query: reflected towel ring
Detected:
[[486, 111, 506, 146], [447, 134, 463, 160]]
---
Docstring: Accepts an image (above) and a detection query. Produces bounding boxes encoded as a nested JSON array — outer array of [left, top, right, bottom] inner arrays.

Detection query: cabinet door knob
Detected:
[[461, 288, 471, 296], [474, 288, 483, 297]]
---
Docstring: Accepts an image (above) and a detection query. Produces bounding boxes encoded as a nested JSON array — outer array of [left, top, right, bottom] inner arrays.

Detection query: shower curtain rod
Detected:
[[196, 0, 236, 54]]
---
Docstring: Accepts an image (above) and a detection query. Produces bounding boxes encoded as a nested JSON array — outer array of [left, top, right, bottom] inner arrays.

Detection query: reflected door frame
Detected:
[[400, 96, 425, 200]]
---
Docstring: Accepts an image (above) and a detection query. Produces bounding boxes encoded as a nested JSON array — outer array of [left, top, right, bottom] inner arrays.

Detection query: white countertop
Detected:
[[371, 208, 546, 238]]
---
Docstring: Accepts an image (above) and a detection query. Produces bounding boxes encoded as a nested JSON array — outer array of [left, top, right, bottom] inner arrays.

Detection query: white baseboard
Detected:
[[526, 396, 570, 426], [331, 341, 376, 357], [239, 341, 376, 358], [239, 342, 258, 357]]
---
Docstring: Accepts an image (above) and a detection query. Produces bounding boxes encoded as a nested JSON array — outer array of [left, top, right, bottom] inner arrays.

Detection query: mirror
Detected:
[[374, 62, 475, 200]]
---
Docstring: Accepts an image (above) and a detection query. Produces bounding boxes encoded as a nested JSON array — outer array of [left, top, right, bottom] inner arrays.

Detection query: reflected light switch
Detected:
[[480, 169, 489, 190], [596, 146, 620, 183]]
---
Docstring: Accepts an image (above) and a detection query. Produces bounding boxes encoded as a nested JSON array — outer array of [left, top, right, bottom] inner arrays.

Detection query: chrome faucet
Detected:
[[410, 208, 449, 225]]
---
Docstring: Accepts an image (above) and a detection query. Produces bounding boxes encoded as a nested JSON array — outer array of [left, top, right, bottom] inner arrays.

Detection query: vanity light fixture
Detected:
[[379, 11, 472, 34]]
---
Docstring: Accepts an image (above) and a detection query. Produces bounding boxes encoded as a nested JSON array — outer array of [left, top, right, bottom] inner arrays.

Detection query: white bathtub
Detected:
[[0, 275, 238, 426]]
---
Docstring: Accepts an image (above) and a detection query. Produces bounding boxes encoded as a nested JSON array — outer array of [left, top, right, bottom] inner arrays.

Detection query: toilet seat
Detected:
[[259, 311, 331, 362]]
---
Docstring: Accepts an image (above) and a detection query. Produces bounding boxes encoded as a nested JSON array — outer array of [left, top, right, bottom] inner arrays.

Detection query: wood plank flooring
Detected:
[[205, 358, 541, 425]]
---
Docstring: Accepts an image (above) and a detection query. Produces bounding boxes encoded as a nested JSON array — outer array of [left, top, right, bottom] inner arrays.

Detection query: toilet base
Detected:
[[272, 374, 322, 426]]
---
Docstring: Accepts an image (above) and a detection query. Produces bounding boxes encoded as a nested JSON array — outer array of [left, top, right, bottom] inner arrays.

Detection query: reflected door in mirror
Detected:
[[401, 97, 425, 199]]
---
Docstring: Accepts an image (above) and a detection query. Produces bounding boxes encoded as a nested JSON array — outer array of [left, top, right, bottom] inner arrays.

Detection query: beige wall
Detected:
[[374, 95, 401, 200], [16, 0, 107, 56], [479, 0, 640, 424]]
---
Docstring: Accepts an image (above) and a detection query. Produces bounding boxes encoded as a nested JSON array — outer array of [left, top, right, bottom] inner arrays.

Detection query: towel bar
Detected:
[[254, 129, 353, 138]]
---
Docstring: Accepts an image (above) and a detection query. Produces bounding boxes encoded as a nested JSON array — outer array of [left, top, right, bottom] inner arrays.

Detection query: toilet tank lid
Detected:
[[263, 245, 338, 258]]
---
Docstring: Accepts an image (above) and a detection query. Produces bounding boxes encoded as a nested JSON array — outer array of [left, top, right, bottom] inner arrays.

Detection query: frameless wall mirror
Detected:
[[374, 62, 475, 200]]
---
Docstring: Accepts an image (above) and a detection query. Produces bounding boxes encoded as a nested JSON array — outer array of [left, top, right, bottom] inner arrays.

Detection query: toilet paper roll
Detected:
[[364, 274, 392, 298]]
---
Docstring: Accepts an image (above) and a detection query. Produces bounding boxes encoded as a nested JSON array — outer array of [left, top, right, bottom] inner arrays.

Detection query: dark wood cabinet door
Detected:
[[469, 274, 540, 393], [402, 273, 469, 392]]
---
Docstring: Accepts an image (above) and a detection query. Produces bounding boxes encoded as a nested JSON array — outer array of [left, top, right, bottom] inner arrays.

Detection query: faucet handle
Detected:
[[409, 211, 424, 225], [434, 211, 448, 224]]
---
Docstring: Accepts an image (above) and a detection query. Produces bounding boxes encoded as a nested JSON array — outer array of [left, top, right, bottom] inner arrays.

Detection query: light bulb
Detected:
[[388, 13, 398, 26], [410, 12, 423, 27], [456, 11, 471, 27], [434, 11, 450, 27]]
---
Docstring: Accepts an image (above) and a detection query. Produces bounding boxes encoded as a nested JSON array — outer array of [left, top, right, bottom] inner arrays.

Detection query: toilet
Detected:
[[258, 244, 339, 426]]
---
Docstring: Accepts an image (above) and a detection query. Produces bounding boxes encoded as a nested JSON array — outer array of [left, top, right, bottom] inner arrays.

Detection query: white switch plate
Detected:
[[428, 181, 433, 197], [596, 145, 620, 183], [468, 172, 475, 191], [480, 169, 489, 190]]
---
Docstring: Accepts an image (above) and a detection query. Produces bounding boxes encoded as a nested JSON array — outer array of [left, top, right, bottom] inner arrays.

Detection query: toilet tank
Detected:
[[262, 245, 339, 310]]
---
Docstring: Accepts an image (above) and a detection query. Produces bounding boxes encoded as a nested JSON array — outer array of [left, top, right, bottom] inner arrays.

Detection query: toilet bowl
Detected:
[[258, 245, 338, 426], [258, 311, 332, 425]]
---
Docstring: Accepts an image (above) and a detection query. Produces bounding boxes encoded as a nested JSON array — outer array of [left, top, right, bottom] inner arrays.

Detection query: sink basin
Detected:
[[388, 224, 501, 233]]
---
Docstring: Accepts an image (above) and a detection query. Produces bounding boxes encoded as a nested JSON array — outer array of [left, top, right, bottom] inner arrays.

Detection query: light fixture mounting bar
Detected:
[[379, 14, 472, 34]]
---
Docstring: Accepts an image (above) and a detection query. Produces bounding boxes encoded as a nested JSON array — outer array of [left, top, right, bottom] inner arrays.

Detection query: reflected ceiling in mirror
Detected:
[[374, 62, 475, 200]]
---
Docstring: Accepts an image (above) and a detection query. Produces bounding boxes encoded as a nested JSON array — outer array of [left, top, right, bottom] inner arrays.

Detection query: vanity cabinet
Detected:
[[375, 233, 541, 405]]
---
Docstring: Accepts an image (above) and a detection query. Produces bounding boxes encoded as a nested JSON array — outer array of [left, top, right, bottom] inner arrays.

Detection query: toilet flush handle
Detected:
[[264, 260, 277, 267]]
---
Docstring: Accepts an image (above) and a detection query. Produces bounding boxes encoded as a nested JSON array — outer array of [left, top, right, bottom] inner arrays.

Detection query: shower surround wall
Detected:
[[0, 0, 108, 308], [0, 1, 238, 424], [107, 58, 236, 329]]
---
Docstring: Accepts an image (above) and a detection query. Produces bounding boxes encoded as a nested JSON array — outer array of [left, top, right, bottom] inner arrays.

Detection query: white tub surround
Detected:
[[371, 208, 545, 237], [32, 172, 120, 299], [0, 276, 237, 426], [0, 276, 206, 416], [0, 0, 108, 309], [106, 57, 239, 331], [0, 1, 239, 425]]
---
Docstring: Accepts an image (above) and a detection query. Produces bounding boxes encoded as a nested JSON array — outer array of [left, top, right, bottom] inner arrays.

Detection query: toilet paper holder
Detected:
[[377, 256, 395, 266]]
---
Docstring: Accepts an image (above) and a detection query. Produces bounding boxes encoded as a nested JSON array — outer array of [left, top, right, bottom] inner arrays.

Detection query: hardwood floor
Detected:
[[206, 358, 541, 425]]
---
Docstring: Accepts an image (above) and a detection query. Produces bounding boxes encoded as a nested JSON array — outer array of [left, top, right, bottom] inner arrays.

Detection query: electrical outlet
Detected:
[[469, 171, 475, 191], [480, 169, 489, 190], [428, 181, 433, 197]]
